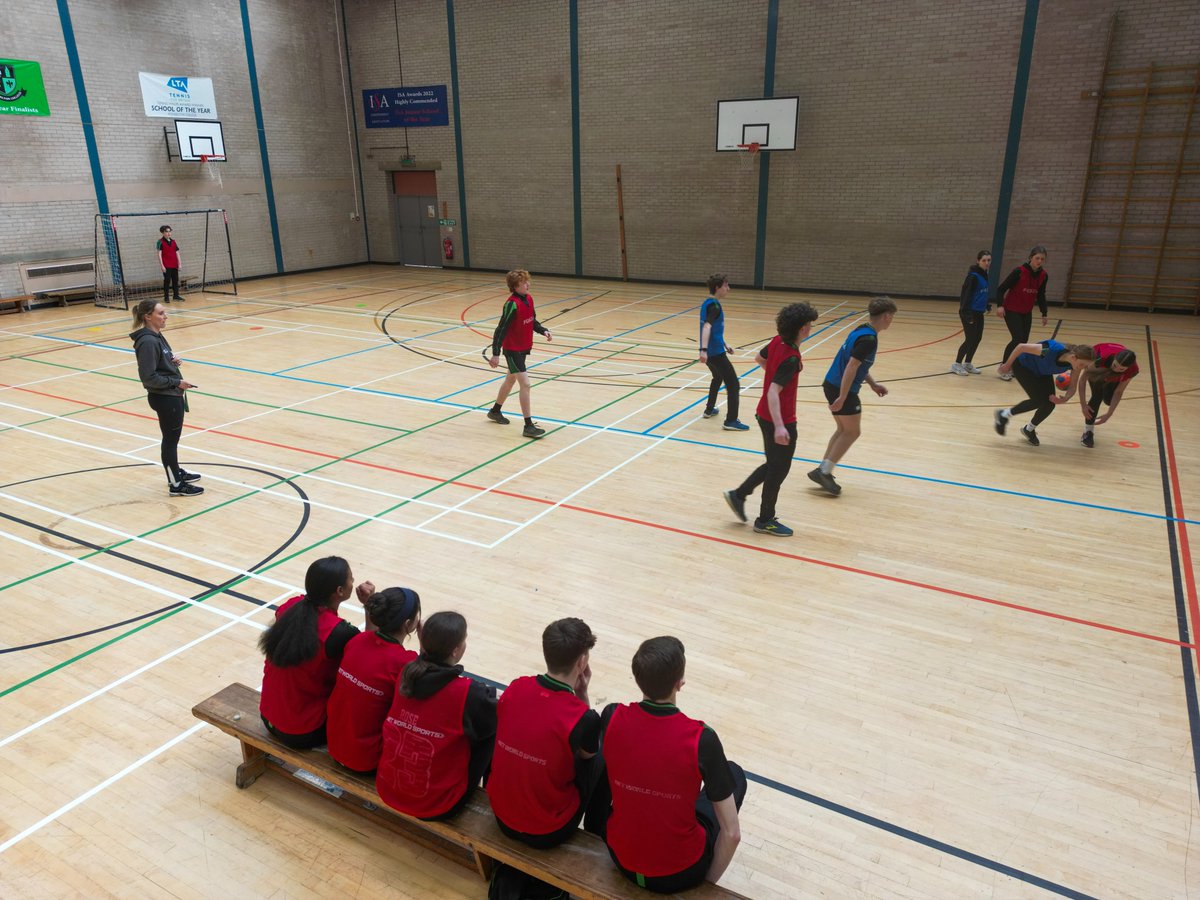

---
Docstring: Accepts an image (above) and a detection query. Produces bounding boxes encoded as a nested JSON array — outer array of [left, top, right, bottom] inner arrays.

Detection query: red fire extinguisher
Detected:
[[443, 236, 454, 260]]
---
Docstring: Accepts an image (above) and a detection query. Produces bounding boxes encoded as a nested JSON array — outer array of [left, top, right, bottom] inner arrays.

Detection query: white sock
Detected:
[[1001, 409, 1012, 419], [1024, 423, 1036, 432], [819, 459, 834, 475], [1083, 423, 1094, 433]]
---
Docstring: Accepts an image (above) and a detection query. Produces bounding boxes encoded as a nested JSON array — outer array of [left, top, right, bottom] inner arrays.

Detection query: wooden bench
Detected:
[[0, 294, 31, 314], [193, 683, 749, 900], [37, 286, 95, 307]]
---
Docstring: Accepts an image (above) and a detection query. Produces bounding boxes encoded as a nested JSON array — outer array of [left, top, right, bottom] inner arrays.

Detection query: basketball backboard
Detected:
[[715, 97, 798, 151], [175, 119, 226, 161]]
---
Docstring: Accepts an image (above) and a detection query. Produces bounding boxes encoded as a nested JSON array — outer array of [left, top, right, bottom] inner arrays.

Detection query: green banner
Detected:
[[0, 59, 50, 117]]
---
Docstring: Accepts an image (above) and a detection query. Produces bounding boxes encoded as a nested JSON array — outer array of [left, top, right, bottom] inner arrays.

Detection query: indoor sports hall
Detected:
[[2, 2, 1198, 899]]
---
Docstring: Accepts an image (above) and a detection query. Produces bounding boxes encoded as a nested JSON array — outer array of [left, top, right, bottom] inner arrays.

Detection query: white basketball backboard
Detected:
[[176, 119, 226, 161], [715, 97, 798, 151]]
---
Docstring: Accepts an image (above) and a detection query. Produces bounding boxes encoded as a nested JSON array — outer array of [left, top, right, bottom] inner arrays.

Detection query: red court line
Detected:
[[5, 379, 1192, 652], [1152, 340, 1199, 656]]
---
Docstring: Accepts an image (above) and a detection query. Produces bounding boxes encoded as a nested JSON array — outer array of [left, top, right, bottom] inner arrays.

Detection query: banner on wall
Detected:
[[0, 59, 50, 117], [362, 85, 449, 128], [139, 72, 217, 119]]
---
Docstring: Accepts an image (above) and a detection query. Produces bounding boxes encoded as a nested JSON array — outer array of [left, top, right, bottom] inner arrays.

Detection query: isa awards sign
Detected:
[[139, 72, 217, 119], [0, 59, 50, 117], [363, 85, 448, 128]]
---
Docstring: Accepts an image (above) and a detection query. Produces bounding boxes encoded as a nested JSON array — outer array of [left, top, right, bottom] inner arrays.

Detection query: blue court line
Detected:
[[641, 311, 861, 434], [28, 334, 1197, 528], [275, 291, 600, 376]]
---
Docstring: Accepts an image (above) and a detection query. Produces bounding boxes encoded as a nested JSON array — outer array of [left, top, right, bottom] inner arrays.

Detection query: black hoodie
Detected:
[[405, 656, 497, 745], [959, 264, 991, 313], [130, 327, 183, 395]]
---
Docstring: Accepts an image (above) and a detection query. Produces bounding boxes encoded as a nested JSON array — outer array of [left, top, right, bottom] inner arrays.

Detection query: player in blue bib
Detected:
[[698, 274, 749, 432]]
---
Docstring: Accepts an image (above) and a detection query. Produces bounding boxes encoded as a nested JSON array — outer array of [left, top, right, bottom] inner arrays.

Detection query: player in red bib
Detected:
[[157, 224, 184, 303], [376, 611, 497, 820], [995, 245, 1049, 380], [1079, 344, 1138, 448], [489, 617, 606, 848], [723, 302, 820, 537], [487, 268, 553, 439], [258, 556, 375, 749], [601, 636, 746, 893], [326, 587, 421, 775]]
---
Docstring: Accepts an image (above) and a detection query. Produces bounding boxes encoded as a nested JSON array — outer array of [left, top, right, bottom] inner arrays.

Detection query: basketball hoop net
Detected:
[[200, 154, 226, 191], [736, 142, 760, 171]]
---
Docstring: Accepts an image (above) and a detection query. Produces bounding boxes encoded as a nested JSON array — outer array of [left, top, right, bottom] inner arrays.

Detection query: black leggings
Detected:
[[1011, 365, 1056, 426], [735, 418, 797, 523], [704, 352, 740, 423], [163, 267, 180, 300], [146, 393, 185, 485], [956, 310, 985, 363], [1002, 310, 1033, 363], [262, 716, 326, 750], [1084, 381, 1117, 422]]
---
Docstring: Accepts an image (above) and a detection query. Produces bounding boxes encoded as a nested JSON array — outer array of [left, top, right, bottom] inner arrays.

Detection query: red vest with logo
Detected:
[[502, 294, 536, 352], [158, 237, 180, 268], [755, 335, 802, 424], [326, 633, 417, 772], [1002, 265, 1046, 314], [259, 595, 344, 734], [604, 703, 706, 876], [488, 676, 589, 834], [376, 676, 472, 818], [1092, 342, 1139, 383]]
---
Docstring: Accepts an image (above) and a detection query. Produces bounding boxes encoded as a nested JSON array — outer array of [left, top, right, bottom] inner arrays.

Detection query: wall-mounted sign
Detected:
[[439, 218, 456, 226], [139, 72, 217, 119], [362, 85, 449, 128], [0, 59, 50, 117]]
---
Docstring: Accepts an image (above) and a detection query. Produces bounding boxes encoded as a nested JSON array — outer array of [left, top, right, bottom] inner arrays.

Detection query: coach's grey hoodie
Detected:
[[130, 327, 183, 395]]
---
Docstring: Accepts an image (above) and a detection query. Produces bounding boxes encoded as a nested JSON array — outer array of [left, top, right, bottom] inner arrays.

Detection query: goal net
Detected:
[[93, 208, 237, 309]]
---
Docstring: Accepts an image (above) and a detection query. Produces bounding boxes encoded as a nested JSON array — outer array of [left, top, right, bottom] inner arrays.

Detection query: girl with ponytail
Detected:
[[994, 340, 1096, 446], [376, 611, 497, 821], [258, 556, 374, 749], [326, 587, 422, 775]]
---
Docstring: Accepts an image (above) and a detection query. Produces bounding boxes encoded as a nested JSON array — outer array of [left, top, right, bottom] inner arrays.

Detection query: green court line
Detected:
[[0, 392, 147, 436], [1, 343, 654, 695]]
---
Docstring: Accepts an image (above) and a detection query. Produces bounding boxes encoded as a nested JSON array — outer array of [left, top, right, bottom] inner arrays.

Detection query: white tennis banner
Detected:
[[139, 72, 217, 119]]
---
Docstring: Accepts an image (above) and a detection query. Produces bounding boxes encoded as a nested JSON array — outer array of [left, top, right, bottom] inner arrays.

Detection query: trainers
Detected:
[[1081, 430, 1095, 448], [722, 419, 750, 431], [998, 370, 1014, 381], [807, 467, 842, 496], [723, 489, 747, 523], [486, 408, 510, 425], [170, 481, 205, 496], [993, 409, 1008, 436], [522, 422, 546, 439], [753, 518, 794, 537], [173, 295, 185, 301], [176, 469, 202, 483], [702, 405, 720, 419], [964, 363, 983, 375], [950, 362, 968, 376], [1021, 424, 1040, 446]]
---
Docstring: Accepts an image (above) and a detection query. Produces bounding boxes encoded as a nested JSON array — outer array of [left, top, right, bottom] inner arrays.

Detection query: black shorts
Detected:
[[823, 381, 863, 416], [503, 350, 529, 374]]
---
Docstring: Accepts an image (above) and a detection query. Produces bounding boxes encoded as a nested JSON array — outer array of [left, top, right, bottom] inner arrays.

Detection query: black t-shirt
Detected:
[[323, 621, 360, 661], [850, 334, 877, 361], [759, 344, 800, 386], [601, 701, 734, 802]]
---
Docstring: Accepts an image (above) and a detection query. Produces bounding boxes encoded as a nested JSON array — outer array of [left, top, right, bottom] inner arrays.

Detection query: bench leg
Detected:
[[236, 741, 268, 788], [471, 850, 495, 882]]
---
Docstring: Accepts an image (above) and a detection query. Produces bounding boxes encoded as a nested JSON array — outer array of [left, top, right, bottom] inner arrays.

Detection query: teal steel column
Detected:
[[569, 0, 583, 276], [753, 0, 779, 288], [340, 0, 371, 261], [447, 0, 471, 267], [56, 0, 109, 215], [239, 0, 284, 273], [990, 0, 1040, 290]]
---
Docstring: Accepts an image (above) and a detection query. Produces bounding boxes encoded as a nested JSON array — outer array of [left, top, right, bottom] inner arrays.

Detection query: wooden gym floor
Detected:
[[0, 265, 1197, 898]]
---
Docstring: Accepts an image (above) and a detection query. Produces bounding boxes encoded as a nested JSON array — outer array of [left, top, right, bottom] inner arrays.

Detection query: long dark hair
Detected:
[[400, 611, 466, 697], [365, 587, 421, 640], [258, 556, 350, 667]]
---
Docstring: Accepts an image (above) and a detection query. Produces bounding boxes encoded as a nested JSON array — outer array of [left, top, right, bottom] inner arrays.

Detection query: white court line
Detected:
[[0, 721, 207, 854], [0, 587, 294, 750]]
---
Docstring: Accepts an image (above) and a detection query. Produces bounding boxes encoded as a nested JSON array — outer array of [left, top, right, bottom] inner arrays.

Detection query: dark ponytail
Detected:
[[365, 587, 421, 639], [400, 611, 466, 697], [257, 556, 350, 667]]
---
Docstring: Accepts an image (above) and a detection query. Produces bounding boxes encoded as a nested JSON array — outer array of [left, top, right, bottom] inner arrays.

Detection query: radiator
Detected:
[[19, 257, 95, 294]]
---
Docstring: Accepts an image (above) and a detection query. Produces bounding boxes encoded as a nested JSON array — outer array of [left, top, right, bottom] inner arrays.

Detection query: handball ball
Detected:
[[1055, 372, 1071, 390]]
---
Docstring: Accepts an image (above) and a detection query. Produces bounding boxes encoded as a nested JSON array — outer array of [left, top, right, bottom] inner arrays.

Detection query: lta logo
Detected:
[[0, 64, 26, 102], [167, 76, 189, 93]]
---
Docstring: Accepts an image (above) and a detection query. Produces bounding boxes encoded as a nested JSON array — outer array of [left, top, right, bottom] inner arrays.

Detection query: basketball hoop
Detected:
[[200, 154, 226, 191], [735, 142, 760, 171]]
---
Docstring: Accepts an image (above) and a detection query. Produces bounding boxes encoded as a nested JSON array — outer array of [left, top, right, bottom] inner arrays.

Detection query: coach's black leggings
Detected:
[[1001, 310, 1033, 363], [705, 352, 740, 423], [1011, 365, 1056, 426], [956, 311, 985, 364], [735, 418, 797, 523], [146, 393, 185, 485]]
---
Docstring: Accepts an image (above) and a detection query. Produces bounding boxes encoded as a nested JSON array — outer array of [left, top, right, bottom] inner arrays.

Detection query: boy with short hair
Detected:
[[157, 225, 183, 303], [811, 296, 897, 495], [723, 302, 820, 537], [487, 269, 552, 439], [698, 274, 749, 431], [489, 618, 606, 847], [601, 636, 747, 893]]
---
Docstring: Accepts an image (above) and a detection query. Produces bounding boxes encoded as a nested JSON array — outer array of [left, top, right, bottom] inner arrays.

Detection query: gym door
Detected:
[[393, 171, 442, 267]]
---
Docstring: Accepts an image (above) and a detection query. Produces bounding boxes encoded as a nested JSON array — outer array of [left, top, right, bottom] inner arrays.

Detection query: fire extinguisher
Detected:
[[443, 236, 454, 260]]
